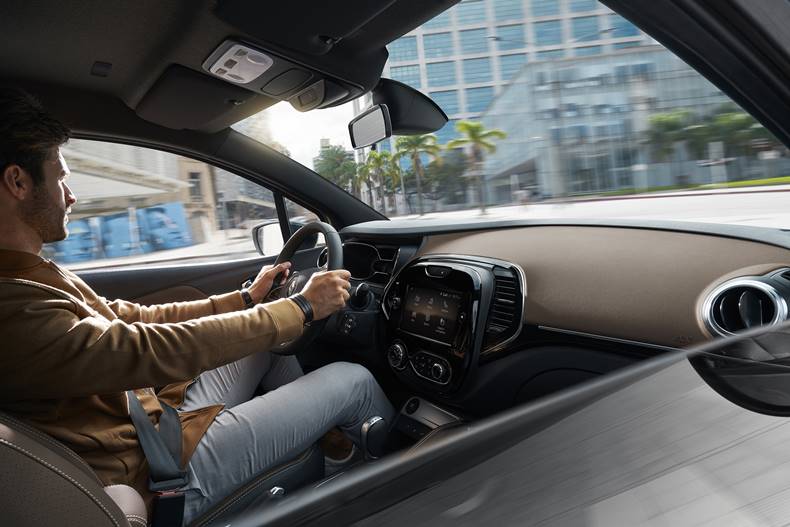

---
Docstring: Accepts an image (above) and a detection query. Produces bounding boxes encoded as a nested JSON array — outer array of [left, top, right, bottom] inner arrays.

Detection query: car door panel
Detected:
[[75, 246, 325, 304]]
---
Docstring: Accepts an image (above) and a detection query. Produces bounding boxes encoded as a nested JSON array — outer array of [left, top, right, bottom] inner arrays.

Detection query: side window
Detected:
[[45, 139, 290, 268], [284, 197, 326, 249]]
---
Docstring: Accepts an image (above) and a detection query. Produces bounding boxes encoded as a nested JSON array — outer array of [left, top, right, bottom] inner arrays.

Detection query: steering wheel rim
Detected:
[[267, 221, 343, 355]]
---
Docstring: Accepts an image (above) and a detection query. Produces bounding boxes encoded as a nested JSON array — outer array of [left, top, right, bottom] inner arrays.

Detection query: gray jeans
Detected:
[[178, 352, 395, 524]]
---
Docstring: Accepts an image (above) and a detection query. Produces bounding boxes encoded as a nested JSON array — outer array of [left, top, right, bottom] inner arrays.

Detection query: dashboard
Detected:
[[333, 219, 790, 411]]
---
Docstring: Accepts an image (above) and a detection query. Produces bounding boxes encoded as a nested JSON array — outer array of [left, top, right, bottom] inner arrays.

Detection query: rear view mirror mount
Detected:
[[372, 78, 448, 136], [348, 78, 448, 149]]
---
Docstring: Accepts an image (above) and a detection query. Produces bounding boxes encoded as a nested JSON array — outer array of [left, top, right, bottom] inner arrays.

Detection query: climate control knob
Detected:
[[387, 342, 407, 370], [431, 362, 446, 381]]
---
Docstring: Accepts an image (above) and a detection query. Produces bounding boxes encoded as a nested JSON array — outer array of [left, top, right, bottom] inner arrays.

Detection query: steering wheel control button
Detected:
[[387, 342, 408, 370]]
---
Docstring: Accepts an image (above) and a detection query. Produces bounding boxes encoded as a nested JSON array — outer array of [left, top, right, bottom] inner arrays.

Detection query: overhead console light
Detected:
[[207, 42, 273, 84]]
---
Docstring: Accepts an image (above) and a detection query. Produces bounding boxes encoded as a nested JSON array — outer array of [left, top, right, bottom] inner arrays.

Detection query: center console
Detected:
[[382, 255, 526, 395]]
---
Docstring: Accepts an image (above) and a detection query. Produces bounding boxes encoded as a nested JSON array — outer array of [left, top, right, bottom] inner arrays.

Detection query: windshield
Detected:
[[234, 0, 790, 229]]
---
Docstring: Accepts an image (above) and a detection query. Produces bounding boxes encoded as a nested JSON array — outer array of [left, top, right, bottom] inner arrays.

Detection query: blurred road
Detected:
[[66, 186, 790, 270], [399, 185, 790, 229]]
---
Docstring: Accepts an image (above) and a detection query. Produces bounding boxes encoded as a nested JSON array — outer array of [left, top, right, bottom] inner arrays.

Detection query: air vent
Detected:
[[484, 267, 523, 351], [703, 279, 788, 337]]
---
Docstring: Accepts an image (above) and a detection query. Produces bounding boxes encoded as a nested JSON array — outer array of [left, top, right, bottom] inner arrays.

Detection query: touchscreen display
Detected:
[[400, 286, 463, 344]]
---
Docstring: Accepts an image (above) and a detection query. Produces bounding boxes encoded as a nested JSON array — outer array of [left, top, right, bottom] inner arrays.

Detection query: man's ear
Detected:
[[1, 164, 32, 200]]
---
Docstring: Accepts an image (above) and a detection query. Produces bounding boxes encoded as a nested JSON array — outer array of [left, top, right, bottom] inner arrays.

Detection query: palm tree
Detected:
[[313, 144, 357, 193], [446, 120, 506, 213], [394, 134, 442, 215], [355, 162, 375, 206], [363, 150, 391, 214], [645, 110, 691, 162], [376, 152, 404, 215]]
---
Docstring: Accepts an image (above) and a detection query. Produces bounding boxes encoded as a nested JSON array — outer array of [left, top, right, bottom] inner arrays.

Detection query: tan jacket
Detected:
[[0, 249, 304, 505]]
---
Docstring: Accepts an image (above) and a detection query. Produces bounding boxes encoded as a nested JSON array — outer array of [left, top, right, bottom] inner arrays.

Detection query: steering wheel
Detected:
[[265, 221, 343, 355]]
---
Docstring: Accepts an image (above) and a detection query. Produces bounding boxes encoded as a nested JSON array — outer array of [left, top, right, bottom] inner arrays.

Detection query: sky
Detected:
[[258, 100, 356, 168]]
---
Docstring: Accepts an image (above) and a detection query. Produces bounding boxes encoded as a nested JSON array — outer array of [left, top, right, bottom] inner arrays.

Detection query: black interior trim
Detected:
[[274, 192, 291, 243]]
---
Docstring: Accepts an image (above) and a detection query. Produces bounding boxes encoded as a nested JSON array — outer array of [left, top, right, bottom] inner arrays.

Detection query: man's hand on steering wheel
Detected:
[[249, 261, 292, 304], [301, 269, 352, 321]]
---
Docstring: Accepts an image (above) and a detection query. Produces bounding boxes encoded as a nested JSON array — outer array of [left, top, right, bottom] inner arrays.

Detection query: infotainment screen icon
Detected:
[[400, 286, 463, 345]]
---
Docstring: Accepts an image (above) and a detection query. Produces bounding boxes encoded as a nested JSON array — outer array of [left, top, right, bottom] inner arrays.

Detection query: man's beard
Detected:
[[20, 185, 68, 244]]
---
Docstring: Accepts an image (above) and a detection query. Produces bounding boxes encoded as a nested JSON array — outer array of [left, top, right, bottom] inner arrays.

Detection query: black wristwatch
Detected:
[[289, 293, 314, 324], [240, 286, 255, 309]]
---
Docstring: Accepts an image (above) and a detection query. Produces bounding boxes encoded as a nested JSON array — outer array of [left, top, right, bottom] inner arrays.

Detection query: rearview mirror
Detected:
[[252, 219, 318, 256], [252, 220, 282, 256], [349, 104, 392, 149]]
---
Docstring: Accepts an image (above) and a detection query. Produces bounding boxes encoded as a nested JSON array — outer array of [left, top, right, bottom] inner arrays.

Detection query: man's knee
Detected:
[[323, 361, 376, 391]]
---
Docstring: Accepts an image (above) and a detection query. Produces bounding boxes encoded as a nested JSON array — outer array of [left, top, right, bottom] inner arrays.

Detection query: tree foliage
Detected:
[[445, 120, 507, 212], [646, 104, 777, 161], [313, 144, 357, 192], [394, 134, 442, 215]]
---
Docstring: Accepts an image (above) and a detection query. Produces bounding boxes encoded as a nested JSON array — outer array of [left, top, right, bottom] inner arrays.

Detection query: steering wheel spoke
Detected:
[[262, 222, 343, 355]]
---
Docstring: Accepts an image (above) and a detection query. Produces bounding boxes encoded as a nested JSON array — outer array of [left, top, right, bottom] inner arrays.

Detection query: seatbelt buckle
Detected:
[[151, 490, 186, 527], [148, 472, 189, 493]]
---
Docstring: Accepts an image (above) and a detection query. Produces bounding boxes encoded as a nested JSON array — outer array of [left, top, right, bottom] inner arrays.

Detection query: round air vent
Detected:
[[702, 279, 788, 337]]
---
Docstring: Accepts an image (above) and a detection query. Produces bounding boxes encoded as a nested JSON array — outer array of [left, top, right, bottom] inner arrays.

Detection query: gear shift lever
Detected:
[[360, 416, 387, 460], [348, 283, 371, 310]]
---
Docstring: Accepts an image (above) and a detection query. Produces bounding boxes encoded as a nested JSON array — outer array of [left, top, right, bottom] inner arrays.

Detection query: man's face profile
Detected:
[[19, 148, 76, 244]]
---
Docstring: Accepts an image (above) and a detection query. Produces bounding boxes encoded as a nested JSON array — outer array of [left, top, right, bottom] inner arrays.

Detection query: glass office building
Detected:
[[383, 0, 652, 146], [480, 45, 790, 201]]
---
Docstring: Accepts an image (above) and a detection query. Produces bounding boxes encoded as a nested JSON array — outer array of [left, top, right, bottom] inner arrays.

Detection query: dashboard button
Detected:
[[387, 342, 408, 370], [389, 296, 401, 310]]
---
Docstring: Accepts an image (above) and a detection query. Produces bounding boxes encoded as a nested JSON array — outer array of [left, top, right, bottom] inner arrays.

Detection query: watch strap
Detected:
[[240, 287, 255, 309], [290, 293, 314, 324]]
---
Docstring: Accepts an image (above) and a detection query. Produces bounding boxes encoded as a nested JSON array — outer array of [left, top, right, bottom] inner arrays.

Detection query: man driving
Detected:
[[0, 87, 395, 524]]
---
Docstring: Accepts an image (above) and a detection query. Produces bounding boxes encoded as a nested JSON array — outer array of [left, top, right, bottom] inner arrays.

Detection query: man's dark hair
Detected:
[[0, 87, 70, 186]]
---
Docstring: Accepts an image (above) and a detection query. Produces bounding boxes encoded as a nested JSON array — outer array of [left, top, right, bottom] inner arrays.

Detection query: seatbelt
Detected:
[[126, 390, 188, 527]]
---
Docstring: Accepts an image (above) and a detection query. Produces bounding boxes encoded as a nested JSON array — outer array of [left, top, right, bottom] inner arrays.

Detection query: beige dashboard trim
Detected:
[[418, 226, 790, 348]]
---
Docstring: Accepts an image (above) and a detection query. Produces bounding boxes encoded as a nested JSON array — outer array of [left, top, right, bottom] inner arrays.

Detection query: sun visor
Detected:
[[135, 65, 276, 132]]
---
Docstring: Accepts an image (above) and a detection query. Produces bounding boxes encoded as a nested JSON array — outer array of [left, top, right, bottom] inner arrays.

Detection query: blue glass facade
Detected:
[[460, 28, 489, 54], [499, 53, 528, 80], [572, 16, 599, 42], [424, 32, 454, 58], [535, 20, 563, 46], [494, 0, 523, 20], [466, 86, 495, 112], [456, 0, 486, 25], [430, 90, 460, 114], [388, 36, 418, 62], [463, 58, 493, 83], [390, 65, 421, 89], [532, 0, 560, 17], [426, 61, 457, 87]]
